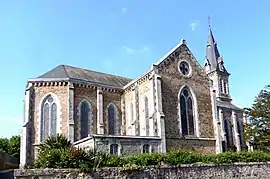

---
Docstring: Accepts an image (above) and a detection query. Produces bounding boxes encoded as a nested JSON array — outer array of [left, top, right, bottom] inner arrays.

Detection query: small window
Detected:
[[179, 61, 190, 76], [142, 144, 150, 153], [219, 78, 223, 93], [223, 80, 227, 94], [110, 144, 118, 155]]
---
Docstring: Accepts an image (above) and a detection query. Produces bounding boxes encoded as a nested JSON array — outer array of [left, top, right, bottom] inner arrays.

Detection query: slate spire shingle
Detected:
[[204, 22, 228, 74]]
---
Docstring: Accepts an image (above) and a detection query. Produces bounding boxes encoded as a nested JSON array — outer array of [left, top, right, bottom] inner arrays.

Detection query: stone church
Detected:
[[20, 26, 246, 167]]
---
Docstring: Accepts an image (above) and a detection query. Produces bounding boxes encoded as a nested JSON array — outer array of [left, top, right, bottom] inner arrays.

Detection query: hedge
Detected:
[[28, 149, 270, 172]]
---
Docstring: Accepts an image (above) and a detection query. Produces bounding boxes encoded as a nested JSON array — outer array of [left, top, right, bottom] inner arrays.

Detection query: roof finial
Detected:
[[208, 15, 211, 29]]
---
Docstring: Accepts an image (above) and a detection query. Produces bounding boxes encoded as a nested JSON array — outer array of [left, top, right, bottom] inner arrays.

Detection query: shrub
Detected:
[[165, 150, 201, 165], [32, 135, 270, 171], [106, 155, 124, 167], [124, 153, 164, 166], [38, 134, 72, 152], [34, 148, 69, 168]]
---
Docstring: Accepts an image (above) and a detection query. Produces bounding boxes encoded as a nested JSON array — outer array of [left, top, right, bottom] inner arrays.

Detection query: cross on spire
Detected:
[[208, 15, 211, 29]]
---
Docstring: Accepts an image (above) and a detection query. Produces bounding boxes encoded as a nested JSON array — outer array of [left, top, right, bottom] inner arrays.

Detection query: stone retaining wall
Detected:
[[14, 162, 270, 179]]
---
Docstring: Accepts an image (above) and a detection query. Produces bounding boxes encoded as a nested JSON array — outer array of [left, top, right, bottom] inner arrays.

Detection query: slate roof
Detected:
[[36, 65, 133, 88], [216, 100, 243, 111], [205, 28, 229, 74]]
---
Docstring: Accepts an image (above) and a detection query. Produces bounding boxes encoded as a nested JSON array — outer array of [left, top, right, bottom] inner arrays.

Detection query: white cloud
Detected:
[[122, 46, 134, 54], [122, 7, 127, 14], [190, 21, 198, 31], [121, 46, 149, 54]]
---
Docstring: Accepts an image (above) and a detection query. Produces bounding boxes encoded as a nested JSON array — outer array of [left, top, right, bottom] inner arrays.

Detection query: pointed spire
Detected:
[[205, 17, 227, 74]]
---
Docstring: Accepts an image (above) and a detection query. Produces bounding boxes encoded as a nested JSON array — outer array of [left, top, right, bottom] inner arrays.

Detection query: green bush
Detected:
[[106, 155, 125, 167], [165, 150, 201, 165], [34, 148, 69, 168], [32, 134, 270, 170], [123, 153, 164, 166]]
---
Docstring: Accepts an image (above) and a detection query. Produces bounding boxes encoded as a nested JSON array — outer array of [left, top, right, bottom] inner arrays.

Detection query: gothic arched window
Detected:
[[237, 120, 243, 145], [224, 119, 233, 146], [179, 87, 195, 136], [144, 97, 149, 136], [108, 104, 117, 135], [40, 94, 58, 142], [79, 100, 92, 140]]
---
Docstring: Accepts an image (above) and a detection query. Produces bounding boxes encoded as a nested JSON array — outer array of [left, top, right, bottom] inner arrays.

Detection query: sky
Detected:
[[0, 0, 270, 138]]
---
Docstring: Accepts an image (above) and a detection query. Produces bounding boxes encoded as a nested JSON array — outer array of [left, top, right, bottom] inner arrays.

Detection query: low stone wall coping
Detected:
[[14, 162, 270, 179]]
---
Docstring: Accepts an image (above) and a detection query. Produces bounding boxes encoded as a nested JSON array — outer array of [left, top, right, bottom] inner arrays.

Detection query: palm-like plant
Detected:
[[39, 134, 72, 152]]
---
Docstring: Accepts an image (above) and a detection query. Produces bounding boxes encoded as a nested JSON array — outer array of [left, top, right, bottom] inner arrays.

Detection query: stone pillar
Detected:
[[20, 83, 32, 168], [131, 85, 139, 135], [149, 73, 155, 136], [218, 108, 225, 141], [97, 88, 104, 134], [121, 97, 126, 135], [232, 111, 241, 152], [68, 83, 75, 143], [211, 90, 222, 153], [155, 74, 166, 153]]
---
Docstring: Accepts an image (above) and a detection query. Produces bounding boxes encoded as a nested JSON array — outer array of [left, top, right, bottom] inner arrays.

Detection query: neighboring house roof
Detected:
[[34, 65, 133, 88], [216, 100, 243, 111]]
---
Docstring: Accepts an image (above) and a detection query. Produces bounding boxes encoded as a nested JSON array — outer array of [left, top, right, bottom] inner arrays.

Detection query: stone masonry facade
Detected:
[[20, 27, 246, 168]]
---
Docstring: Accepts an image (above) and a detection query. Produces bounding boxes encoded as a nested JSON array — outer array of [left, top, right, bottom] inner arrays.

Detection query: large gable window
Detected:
[[108, 104, 117, 135], [78, 100, 92, 140], [179, 87, 195, 136], [40, 94, 58, 142]]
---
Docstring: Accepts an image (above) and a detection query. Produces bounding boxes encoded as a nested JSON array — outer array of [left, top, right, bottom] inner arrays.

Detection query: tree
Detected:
[[245, 85, 270, 152], [0, 135, 21, 159]]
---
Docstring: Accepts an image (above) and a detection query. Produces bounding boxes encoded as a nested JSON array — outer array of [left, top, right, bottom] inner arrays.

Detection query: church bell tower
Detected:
[[204, 20, 231, 102]]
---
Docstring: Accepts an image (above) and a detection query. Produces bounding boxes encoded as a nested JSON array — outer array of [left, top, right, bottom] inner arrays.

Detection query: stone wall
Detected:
[[166, 138, 216, 154], [73, 84, 97, 140], [14, 162, 270, 179], [157, 44, 214, 140], [74, 135, 161, 156], [33, 84, 69, 144]]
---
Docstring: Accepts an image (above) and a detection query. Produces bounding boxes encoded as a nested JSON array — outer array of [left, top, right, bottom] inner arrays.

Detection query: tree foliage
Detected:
[[0, 135, 20, 159], [38, 134, 72, 152], [245, 85, 270, 152], [32, 134, 109, 172]]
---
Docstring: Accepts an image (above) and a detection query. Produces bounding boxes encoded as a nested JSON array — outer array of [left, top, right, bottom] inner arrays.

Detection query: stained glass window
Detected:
[[40, 95, 58, 142], [180, 87, 195, 136], [80, 101, 91, 139], [108, 104, 116, 135]]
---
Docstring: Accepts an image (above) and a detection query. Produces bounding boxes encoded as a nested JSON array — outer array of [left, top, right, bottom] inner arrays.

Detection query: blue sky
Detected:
[[0, 0, 270, 137]]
